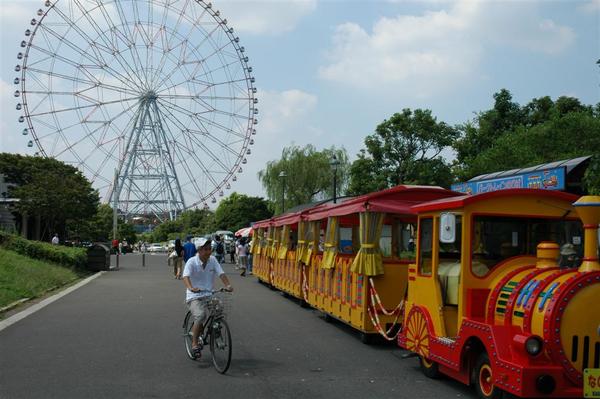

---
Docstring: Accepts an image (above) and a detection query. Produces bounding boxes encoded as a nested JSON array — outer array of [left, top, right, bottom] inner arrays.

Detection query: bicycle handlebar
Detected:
[[189, 287, 232, 294]]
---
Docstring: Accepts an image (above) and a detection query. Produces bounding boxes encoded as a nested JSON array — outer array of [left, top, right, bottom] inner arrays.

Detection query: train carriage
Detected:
[[251, 185, 460, 341], [398, 189, 600, 398]]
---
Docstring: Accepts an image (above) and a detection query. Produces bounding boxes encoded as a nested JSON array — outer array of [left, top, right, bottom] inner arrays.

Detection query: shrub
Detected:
[[0, 231, 87, 269]]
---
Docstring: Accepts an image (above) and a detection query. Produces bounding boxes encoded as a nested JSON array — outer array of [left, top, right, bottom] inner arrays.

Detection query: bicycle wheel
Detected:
[[183, 311, 196, 361], [210, 318, 232, 373]]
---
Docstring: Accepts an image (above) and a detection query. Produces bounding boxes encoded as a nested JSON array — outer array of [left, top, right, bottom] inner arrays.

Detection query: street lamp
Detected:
[[278, 170, 287, 213], [330, 154, 340, 204]]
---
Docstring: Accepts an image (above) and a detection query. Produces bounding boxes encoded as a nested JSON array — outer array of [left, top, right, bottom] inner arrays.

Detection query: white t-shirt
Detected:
[[51, 236, 59, 245], [237, 243, 247, 257], [182, 255, 225, 302]]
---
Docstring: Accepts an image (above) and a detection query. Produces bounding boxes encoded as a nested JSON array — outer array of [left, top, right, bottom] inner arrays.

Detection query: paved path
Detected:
[[0, 253, 475, 399]]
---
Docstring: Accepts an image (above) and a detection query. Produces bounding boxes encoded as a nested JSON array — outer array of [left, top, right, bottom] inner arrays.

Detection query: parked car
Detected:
[[147, 243, 166, 253]]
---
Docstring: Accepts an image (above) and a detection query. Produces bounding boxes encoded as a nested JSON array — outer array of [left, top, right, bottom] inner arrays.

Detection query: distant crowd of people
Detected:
[[166, 234, 253, 279]]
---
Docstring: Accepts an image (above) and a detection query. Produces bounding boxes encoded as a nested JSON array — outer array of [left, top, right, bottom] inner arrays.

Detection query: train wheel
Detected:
[[405, 307, 431, 359], [360, 332, 374, 345], [419, 356, 440, 379], [474, 353, 502, 399]]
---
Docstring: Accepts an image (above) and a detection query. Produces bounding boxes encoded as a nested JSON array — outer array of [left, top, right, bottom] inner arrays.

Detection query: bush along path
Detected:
[[0, 233, 91, 316]]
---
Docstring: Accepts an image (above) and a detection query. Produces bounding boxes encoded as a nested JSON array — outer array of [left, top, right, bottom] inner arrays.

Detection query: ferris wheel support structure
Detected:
[[108, 92, 187, 221]]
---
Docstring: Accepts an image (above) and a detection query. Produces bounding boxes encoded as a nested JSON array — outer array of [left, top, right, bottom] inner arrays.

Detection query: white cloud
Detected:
[[319, 0, 575, 94], [228, 88, 319, 197], [0, 79, 12, 146], [474, 2, 575, 56], [0, 78, 26, 154], [0, 2, 34, 23], [215, 0, 317, 35], [578, 0, 600, 13], [251, 88, 319, 160]]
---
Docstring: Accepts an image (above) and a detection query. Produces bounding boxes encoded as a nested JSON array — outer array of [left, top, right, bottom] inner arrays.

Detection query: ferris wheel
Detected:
[[14, 0, 258, 221]]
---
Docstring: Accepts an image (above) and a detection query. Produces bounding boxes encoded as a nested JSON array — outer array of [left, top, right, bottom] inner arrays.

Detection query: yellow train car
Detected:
[[251, 185, 459, 341], [398, 189, 600, 398]]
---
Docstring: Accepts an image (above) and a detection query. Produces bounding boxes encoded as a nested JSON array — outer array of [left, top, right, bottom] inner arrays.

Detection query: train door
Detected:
[[437, 213, 462, 338], [410, 216, 447, 336]]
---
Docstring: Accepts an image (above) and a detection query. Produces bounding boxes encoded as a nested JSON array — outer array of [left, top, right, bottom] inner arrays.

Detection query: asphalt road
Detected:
[[0, 253, 477, 399]]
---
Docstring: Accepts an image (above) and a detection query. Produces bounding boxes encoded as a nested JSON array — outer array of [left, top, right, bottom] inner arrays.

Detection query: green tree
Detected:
[[214, 192, 272, 231], [0, 153, 99, 241], [347, 108, 457, 195], [178, 208, 215, 236], [146, 208, 216, 241], [453, 89, 526, 180], [151, 219, 184, 242], [258, 145, 349, 214], [452, 91, 600, 194], [118, 222, 137, 246], [86, 203, 114, 241]]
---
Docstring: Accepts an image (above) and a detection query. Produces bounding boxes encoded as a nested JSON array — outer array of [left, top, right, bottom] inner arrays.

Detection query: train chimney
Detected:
[[573, 196, 600, 272], [536, 242, 559, 268]]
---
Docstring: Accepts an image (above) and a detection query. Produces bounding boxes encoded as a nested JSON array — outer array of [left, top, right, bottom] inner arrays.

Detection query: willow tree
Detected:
[[258, 145, 349, 214]]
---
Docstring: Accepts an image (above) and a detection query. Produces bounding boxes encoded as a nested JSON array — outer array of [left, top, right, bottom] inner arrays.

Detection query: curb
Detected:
[[0, 298, 30, 313], [0, 271, 105, 332]]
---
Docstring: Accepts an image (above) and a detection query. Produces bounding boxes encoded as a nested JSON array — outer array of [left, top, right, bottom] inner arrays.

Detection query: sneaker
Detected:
[[192, 346, 202, 358]]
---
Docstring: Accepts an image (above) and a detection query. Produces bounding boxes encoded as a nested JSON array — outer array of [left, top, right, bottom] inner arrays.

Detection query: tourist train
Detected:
[[250, 185, 599, 398]]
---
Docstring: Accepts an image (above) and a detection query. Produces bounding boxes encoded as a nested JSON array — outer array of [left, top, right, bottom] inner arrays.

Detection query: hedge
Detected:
[[0, 231, 87, 270]]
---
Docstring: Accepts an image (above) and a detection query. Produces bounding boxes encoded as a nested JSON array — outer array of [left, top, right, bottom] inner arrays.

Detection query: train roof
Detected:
[[253, 185, 460, 228], [411, 188, 579, 213]]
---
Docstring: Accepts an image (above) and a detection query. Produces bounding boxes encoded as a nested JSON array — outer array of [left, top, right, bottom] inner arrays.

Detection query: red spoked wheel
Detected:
[[404, 306, 432, 359]]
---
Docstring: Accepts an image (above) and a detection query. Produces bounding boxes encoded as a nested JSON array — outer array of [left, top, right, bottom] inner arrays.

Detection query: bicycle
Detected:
[[183, 288, 233, 373]]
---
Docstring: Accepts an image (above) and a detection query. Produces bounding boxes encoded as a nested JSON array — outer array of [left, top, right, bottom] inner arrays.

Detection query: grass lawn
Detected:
[[0, 247, 84, 310]]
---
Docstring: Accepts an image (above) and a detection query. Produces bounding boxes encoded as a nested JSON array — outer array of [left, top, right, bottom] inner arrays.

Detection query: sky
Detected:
[[0, 0, 598, 210]]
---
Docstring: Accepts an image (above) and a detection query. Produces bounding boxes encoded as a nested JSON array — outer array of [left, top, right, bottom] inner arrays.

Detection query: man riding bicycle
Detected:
[[182, 237, 233, 357]]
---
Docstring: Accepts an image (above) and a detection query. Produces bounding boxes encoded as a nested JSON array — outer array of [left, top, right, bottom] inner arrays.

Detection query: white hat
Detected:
[[560, 243, 577, 256], [195, 237, 211, 250]]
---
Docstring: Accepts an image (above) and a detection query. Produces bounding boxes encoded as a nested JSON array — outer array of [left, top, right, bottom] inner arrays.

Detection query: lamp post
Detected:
[[278, 170, 287, 213], [330, 154, 340, 203]]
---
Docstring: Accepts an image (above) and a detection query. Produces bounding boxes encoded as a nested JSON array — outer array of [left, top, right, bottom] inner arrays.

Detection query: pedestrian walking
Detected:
[[183, 235, 196, 263], [173, 238, 185, 279], [214, 235, 225, 263], [51, 233, 59, 245], [229, 241, 236, 263], [247, 239, 253, 275], [237, 238, 248, 276]]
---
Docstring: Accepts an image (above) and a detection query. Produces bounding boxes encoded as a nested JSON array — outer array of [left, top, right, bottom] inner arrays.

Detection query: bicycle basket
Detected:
[[208, 292, 232, 318]]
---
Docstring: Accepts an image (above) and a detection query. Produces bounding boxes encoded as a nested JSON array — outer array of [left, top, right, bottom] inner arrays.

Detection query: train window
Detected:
[[471, 216, 583, 277], [439, 215, 462, 260], [318, 229, 325, 253], [380, 224, 392, 257], [418, 218, 433, 276], [395, 222, 416, 260], [339, 227, 353, 254], [289, 228, 298, 250]]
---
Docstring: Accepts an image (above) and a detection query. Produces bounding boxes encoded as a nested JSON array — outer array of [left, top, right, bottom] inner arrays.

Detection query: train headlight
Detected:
[[525, 336, 543, 356]]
